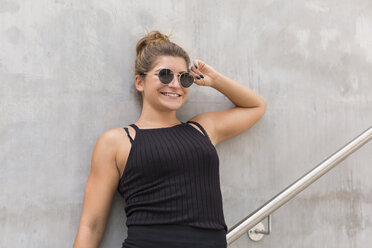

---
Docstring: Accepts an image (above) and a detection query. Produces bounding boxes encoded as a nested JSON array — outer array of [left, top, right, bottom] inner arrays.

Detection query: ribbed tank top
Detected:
[[117, 120, 228, 232]]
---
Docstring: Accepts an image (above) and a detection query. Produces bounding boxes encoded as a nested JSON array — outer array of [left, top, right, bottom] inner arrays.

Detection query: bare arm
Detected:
[[73, 129, 121, 248], [189, 59, 266, 145]]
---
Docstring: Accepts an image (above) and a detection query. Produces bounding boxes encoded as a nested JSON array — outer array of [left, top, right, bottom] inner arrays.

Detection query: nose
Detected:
[[168, 74, 182, 88]]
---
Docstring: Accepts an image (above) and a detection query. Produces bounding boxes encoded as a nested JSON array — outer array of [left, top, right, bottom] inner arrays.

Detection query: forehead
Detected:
[[152, 56, 188, 73]]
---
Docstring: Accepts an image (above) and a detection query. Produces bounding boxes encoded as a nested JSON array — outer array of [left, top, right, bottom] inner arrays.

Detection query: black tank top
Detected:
[[117, 120, 228, 232]]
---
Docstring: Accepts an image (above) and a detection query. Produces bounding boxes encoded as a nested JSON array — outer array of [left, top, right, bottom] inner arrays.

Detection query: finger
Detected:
[[193, 59, 206, 71], [193, 59, 201, 70], [190, 66, 201, 77], [189, 70, 201, 81], [190, 63, 199, 73], [191, 61, 204, 78]]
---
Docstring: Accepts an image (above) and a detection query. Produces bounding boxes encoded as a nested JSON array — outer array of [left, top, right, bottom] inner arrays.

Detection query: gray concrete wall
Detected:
[[1, 0, 371, 247]]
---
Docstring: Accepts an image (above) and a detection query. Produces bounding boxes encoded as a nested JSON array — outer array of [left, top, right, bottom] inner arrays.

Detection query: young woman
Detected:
[[73, 30, 266, 248]]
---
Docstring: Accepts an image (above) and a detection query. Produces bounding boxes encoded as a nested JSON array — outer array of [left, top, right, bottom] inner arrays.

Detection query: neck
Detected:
[[136, 101, 181, 127]]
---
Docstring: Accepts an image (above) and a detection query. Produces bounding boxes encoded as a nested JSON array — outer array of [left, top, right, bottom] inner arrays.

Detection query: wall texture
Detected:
[[1, 0, 372, 247]]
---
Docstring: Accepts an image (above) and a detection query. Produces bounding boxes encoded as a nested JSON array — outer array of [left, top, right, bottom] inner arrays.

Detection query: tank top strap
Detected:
[[186, 120, 209, 138], [123, 123, 139, 145], [130, 123, 140, 131], [123, 127, 134, 144]]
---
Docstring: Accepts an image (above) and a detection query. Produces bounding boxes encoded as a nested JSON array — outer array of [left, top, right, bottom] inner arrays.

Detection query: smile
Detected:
[[160, 92, 182, 97]]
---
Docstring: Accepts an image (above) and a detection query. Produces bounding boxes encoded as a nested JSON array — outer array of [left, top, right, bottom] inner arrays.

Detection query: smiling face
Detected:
[[135, 56, 190, 112]]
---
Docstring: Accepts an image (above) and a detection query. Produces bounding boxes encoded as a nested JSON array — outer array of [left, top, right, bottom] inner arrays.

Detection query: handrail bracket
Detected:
[[248, 215, 272, 241]]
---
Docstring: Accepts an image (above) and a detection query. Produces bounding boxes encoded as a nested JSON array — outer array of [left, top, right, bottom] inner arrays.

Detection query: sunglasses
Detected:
[[141, 68, 195, 88]]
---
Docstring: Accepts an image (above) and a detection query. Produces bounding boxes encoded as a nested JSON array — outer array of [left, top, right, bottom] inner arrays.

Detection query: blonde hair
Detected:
[[135, 30, 191, 76]]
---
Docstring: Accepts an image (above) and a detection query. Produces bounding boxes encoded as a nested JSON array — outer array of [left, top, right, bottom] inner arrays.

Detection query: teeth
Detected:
[[162, 92, 180, 97]]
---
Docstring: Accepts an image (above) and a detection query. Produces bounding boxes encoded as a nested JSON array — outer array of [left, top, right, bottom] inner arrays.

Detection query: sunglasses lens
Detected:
[[158, 69, 174, 84], [180, 73, 194, 88]]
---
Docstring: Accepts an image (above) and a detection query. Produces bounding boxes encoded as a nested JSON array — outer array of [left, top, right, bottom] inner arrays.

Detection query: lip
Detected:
[[160, 92, 182, 97]]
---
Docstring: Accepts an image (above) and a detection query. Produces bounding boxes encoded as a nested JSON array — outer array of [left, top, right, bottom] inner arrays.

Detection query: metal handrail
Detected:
[[226, 125, 372, 245]]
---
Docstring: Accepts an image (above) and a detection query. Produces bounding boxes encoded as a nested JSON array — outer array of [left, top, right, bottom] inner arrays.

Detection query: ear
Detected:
[[135, 74, 145, 93]]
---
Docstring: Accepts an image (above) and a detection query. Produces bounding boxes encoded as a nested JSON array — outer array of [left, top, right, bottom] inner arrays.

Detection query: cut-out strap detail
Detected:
[[130, 123, 139, 131], [123, 127, 134, 144], [186, 120, 209, 138]]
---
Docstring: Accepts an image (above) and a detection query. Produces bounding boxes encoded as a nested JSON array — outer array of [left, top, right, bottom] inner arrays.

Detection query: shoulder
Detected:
[[91, 128, 125, 168], [187, 113, 217, 146], [95, 127, 126, 150], [96, 127, 134, 179], [93, 127, 130, 170]]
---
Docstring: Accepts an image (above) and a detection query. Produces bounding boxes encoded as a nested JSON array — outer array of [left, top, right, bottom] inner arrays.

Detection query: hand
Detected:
[[190, 59, 220, 87]]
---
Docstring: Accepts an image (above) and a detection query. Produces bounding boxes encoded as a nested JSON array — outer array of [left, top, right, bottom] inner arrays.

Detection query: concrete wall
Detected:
[[1, 0, 371, 247]]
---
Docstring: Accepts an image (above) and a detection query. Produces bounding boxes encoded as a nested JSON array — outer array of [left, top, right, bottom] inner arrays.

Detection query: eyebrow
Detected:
[[155, 68, 187, 74]]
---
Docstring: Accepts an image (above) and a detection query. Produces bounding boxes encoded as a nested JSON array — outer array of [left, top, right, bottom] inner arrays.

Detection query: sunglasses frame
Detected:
[[140, 68, 195, 88]]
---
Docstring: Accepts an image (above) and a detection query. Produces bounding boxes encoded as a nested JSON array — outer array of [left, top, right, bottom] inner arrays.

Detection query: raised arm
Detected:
[[189, 59, 267, 146], [73, 129, 122, 248]]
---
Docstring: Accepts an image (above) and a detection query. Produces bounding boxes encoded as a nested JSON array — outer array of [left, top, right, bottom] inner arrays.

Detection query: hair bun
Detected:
[[136, 30, 171, 56]]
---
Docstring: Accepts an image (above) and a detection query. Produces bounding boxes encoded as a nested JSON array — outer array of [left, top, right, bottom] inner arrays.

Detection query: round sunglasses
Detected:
[[141, 68, 195, 88]]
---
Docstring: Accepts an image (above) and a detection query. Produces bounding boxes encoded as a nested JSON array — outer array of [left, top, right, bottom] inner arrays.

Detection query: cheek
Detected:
[[183, 89, 190, 97]]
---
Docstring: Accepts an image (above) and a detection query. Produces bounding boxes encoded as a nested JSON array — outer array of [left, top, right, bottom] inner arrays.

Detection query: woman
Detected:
[[73, 30, 266, 248]]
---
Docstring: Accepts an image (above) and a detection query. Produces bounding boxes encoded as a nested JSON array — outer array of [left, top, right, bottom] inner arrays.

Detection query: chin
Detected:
[[158, 97, 186, 111], [163, 103, 183, 111]]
